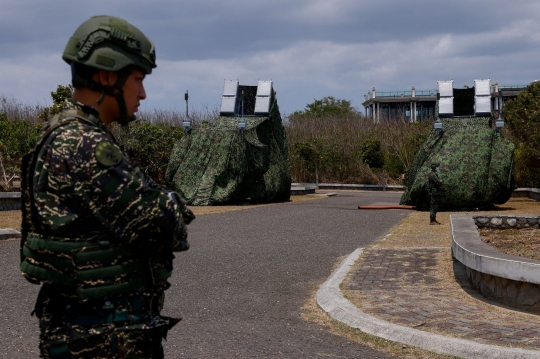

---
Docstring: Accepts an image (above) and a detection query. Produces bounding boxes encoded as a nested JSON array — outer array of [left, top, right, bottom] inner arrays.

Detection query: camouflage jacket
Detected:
[[427, 171, 443, 193], [21, 99, 193, 296]]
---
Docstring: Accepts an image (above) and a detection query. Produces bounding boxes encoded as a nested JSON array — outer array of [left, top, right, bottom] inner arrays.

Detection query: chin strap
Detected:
[[72, 65, 136, 125]]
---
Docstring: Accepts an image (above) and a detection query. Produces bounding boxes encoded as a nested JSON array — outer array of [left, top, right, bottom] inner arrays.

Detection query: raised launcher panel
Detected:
[[220, 80, 240, 115], [437, 78, 493, 117], [437, 80, 454, 117], [254, 80, 273, 115], [220, 80, 273, 117], [474, 78, 491, 116]]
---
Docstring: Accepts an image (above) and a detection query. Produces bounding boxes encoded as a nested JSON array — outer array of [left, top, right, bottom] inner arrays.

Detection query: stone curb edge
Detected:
[[316, 248, 540, 359], [0, 228, 21, 240]]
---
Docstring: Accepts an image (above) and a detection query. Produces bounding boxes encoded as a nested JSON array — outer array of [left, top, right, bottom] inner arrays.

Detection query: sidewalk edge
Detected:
[[316, 248, 540, 359]]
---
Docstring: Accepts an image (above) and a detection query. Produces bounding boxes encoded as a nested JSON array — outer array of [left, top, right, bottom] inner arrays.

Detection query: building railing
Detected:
[[415, 89, 438, 96], [491, 84, 529, 93], [366, 83, 530, 103], [375, 91, 413, 98], [498, 84, 529, 90], [365, 89, 437, 101]]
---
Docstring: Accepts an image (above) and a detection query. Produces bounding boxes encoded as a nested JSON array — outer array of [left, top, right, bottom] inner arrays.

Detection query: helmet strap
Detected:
[[109, 68, 135, 125], [71, 64, 135, 125]]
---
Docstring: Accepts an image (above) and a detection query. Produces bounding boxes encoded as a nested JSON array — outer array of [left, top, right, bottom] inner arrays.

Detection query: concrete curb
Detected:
[[0, 192, 21, 198], [451, 214, 540, 284], [0, 228, 21, 240], [316, 248, 540, 359]]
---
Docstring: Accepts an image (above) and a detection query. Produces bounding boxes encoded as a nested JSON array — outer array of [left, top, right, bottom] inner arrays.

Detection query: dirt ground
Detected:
[[479, 227, 540, 260], [373, 197, 540, 249], [0, 194, 324, 231]]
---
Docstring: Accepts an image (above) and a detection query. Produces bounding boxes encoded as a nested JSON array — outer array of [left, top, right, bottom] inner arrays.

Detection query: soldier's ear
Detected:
[[95, 70, 118, 87]]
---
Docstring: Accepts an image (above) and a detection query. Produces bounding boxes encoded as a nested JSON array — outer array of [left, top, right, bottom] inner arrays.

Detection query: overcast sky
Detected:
[[2, 0, 540, 116]]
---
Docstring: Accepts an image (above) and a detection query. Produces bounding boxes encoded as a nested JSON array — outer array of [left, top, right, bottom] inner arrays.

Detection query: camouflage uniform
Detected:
[[21, 99, 193, 358], [427, 169, 443, 223]]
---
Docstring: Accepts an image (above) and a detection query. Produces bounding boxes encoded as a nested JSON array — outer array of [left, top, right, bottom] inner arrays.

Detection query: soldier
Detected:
[[20, 15, 194, 358], [428, 161, 443, 225]]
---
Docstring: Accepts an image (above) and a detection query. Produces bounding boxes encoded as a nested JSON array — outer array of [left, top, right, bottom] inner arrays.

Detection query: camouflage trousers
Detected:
[[36, 285, 179, 359], [430, 193, 439, 220], [39, 325, 166, 359]]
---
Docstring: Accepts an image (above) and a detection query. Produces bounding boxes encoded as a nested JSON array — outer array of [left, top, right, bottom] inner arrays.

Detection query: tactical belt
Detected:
[[22, 234, 171, 300]]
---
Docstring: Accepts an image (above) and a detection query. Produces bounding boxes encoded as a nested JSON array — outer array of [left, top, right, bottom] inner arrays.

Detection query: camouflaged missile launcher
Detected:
[[400, 117, 516, 211], [166, 90, 291, 205]]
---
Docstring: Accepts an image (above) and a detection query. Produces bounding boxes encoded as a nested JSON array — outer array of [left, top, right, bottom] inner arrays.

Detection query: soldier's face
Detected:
[[122, 68, 147, 117]]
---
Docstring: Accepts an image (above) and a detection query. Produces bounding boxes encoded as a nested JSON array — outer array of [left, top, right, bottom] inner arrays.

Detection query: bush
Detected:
[[285, 110, 431, 184], [0, 112, 43, 190], [109, 120, 185, 184], [502, 81, 540, 187]]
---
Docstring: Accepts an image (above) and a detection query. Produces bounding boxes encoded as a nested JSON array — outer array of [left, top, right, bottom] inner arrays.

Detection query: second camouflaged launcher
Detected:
[[400, 79, 516, 211], [165, 80, 291, 205]]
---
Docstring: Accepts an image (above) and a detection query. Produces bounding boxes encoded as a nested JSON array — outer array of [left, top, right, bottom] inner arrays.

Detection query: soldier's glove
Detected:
[[182, 207, 195, 225], [164, 190, 193, 251], [172, 220, 190, 252]]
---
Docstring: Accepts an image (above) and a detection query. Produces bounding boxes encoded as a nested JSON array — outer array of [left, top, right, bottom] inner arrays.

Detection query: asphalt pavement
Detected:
[[0, 191, 408, 358]]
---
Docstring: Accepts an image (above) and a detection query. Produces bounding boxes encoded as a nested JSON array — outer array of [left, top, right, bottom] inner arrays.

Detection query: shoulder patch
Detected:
[[95, 141, 123, 167]]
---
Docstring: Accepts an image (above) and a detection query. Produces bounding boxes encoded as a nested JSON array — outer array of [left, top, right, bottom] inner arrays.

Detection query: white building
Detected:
[[362, 79, 529, 122]]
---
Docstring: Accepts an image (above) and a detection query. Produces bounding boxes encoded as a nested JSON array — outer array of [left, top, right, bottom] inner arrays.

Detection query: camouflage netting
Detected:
[[165, 91, 291, 205], [400, 117, 516, 211]]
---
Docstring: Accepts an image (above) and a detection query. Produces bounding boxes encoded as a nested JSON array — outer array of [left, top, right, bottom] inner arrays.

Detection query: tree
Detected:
[[502, 81, 540, 187], [289, 96, 357, 119], [294, 140, 321, 184], [38, 84, 74, 121], [360, 139, 384, 169], [360, 138, 387, 188], [374, 119, 431, 177], [0, 113, 43, 190], [110, 120, 184, 184]]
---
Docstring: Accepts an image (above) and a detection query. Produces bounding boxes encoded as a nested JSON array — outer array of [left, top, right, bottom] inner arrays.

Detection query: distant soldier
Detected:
[[428, 161, 443, 225], [20, 15, 194, 358]]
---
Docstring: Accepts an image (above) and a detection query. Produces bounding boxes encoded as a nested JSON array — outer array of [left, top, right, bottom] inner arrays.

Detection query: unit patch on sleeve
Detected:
[[95, 140, 123, 166]]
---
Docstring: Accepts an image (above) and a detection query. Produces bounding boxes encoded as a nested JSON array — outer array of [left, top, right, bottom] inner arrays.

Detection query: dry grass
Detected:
[[0, 210, 22, 230], [479, 227, 540, 260], [374, 197, 540, 249], [0, 194, 325, 230], [189, 194, 323, 216]]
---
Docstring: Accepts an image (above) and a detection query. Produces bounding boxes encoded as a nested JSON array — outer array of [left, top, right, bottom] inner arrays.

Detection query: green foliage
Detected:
[[513, 146, 540, 188], [110, 120, 184, 184], [360, 139, 384, 169], [0, 113, 43, 189], [502, 81, 540, 187], [38, 84, 73, 121], [295, 141, 319, 165], [289, 96, 357, 119]]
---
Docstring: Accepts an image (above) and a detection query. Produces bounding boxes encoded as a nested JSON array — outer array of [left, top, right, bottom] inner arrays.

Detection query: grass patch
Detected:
[[373, 197, 540, 249], [189, 194, 324, 216], [0, 210, 22, 230], [0, 194, 326, 230], [479, 227, 540, 260]]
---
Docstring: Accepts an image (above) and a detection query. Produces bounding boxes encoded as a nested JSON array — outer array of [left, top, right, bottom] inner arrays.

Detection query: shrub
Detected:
[[502, 81, 540, 187]]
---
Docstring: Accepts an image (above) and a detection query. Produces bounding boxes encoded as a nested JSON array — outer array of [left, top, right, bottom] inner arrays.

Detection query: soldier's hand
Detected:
[[182, 207, 195, 225]]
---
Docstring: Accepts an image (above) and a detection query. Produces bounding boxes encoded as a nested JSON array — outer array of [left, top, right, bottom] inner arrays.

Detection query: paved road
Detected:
[[0, 191, 409, 358]]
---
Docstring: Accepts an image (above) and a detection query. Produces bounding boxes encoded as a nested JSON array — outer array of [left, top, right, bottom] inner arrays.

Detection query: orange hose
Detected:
[[358, 205, 416, 210]]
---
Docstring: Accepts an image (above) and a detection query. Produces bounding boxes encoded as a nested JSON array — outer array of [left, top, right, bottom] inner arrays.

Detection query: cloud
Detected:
[[0, 52, 70, 107], [1, 0, 540, 115]]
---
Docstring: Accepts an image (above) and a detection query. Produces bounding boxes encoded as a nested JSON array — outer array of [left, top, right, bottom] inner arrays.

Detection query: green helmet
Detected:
[[63, 16, 156, 124], [431, 161, 440, 168], [63, 15, 156, 74]]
